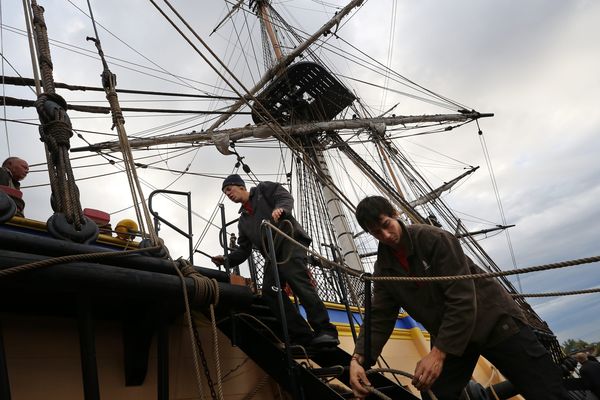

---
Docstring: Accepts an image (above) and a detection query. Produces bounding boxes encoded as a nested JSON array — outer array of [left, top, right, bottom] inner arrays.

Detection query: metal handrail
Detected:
[[148, 189, 193, 264]]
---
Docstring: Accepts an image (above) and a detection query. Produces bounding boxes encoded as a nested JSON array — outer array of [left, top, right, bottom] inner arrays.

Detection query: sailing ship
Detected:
[[0, 0, 593, 399]]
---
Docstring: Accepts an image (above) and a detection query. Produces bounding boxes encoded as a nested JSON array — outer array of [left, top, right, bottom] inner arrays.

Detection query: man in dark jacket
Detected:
[[211, 174, 338, 347], [0, 157, 29, 217], [575, 353, 600, 399], [349, 196, 568, 400]]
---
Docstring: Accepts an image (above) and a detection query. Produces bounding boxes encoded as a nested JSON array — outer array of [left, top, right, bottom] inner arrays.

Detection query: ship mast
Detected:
[[254, 0, 364, 271]]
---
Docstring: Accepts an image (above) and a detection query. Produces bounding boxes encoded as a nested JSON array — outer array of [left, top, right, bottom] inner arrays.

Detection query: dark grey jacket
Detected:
[[355, 220, 526, 361], [227, 181, 311, 267], [0, 167, 18, 189], [0, 167, 25, 216]]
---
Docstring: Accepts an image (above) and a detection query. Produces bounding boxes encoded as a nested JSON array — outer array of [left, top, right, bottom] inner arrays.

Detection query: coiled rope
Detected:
[[260, 219, 295, 265]]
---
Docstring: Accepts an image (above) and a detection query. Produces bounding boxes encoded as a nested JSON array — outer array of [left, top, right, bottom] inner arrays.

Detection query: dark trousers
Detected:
[[261, 237, 337, 345], [423, 323, 569, 400]]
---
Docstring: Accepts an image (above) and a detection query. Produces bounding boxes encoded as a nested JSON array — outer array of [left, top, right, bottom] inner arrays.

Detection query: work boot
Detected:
[[310, 332, 339, 347]]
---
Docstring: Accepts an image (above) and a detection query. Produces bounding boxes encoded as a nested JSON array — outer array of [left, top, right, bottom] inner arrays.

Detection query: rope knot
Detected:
[[41, 120, 74, 147], [34, 93, 71, 125], [177, 258, 196, 277]]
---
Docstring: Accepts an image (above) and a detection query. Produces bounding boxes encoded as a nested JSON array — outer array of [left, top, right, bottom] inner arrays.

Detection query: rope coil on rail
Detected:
[[179, 259, 220, 306]]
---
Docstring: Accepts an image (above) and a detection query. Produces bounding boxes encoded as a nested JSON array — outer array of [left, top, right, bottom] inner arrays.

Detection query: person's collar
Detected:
[[397, 218, 414, 255], [2, 166, 13, 179]]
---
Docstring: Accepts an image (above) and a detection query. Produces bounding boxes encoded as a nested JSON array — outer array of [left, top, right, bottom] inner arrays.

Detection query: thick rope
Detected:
[[259, 219, 295, 265], [85, 1, 158, 244], [179, 262, 220, 306], [177, 259, 226, 400], [0, 246, 161, 278], [149, 0, 363, 216], [210, 304, 224, 400], [171, 258, 208, 400], [234, 313, 283, 345], [367, 256, 600, 283], [30, 2, 86, 227], [364, 386, 392, 400], [511, 287, 600, 298], [484, 366, 501, 400], [22, 0, 42, 95], [366, 368, 438, 400], [241, 374, 271, 400], [261, 221, 600, 295]]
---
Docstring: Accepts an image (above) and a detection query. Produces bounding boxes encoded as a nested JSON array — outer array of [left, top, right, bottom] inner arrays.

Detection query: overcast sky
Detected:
[[2, 0, 599, 345]]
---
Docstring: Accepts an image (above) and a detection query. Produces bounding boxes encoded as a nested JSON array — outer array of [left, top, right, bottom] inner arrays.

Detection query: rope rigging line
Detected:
[[260, 220, 600, 293], [21, 0, 42, 96], [368, 255, 600, 283], [30, 0, 90, 233], [2, 22, 233, 95], [1, 1, 11, 156], [0, 75, 239, 100], [85, 0, 161, 245], [0, 54, 36, 96], [378, 0, 397, 111], [172, 257, 224, 400], [21, 146, 198, 191], [365, 368, 439, 400], [333, 32, 470, 112], [241, 3, 466, 114], [64, 0, 229, 95], [0, 245, 161, 278], [477, 120, 522, 291], [511, 287, 600, 298], [148, 0, 365, 216], [172, 259, 214, 400], [374, 135, 522, 299], [0, 95, 251, 116]]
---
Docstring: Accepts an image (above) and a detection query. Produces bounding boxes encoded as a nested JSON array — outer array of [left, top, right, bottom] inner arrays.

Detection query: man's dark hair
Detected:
[[355, 196, 397, 231]]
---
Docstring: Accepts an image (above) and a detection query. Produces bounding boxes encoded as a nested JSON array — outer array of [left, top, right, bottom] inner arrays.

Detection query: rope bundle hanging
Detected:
[[30, 1, 98, 243], [178, 260, 220, 307], [84, 2, 160, 247]]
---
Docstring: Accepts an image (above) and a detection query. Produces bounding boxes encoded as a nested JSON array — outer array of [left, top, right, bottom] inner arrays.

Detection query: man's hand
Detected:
[[271, 207, 285, 222], [349, 355, 371, 399], [412, 347, 446, 391], [211, 255, 225, 266]]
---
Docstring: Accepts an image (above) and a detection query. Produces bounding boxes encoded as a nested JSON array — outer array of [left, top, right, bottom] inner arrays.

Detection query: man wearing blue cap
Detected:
[[212, 174, 339, 348]]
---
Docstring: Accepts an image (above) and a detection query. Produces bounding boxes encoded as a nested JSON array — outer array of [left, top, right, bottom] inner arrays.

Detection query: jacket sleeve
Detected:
[[260, 181, 294, 214], [354, 276, 401, 366], [428, 229, 477, 356], [226, 229, 253, 267]]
